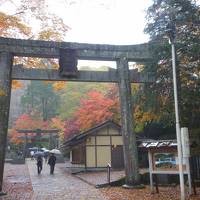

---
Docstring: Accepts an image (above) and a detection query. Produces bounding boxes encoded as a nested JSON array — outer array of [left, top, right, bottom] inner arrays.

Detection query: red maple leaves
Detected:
[[76, 91, 117, 130], [10, 86, 120, 144]]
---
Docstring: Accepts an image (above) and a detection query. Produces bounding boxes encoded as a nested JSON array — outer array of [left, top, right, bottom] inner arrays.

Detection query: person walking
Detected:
[[48, 153, 56, 174], [30, 151, 34, 160], [36, 155, 43, 174]]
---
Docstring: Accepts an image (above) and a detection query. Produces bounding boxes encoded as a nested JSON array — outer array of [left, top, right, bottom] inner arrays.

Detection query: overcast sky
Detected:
[[47, 0, 152, 44], [0, 0, 151, 44], [48, 0, 152, 67], [0, 0, 152, 68]]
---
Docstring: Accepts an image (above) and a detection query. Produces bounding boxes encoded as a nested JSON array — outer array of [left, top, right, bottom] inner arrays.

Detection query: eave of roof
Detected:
[[61, 120, 148, 150], [61, 120, 120, 149]]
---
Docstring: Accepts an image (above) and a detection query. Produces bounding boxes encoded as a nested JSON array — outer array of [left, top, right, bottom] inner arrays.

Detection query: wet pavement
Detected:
[[0, 163, 33, 200], [2, 161, 199, 200], [27, 160, 108, 200], [74, 170, 125, 186]]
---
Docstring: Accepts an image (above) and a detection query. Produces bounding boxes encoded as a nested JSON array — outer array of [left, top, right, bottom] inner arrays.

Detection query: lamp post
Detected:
[[167, 22, 185, 200]]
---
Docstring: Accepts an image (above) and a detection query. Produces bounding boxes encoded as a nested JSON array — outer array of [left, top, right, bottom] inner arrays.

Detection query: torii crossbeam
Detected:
[[0, 37, 154, 191], [17, 129, 60, 157]]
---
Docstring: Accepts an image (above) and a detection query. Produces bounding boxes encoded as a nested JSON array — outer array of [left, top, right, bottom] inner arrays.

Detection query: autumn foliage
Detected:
[[50, 117, 65, 140], [12, 80, 23, 89], [0, 12, 31, 37], [64, 119, 80, 140], [10, 114, 43, 144], [76, 91, 116, 130], [0, 1, 69, 90], [9, 114, 65, 144]]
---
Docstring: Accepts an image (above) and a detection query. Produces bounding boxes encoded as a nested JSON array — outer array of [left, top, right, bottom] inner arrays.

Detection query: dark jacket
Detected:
[[48, 155, 56, 166], [37, 156, 43, 166]]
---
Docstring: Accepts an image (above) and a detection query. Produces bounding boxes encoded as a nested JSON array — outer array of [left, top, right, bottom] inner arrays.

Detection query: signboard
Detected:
[[152, 151, 187, 171], [154, 153, 176, 169]]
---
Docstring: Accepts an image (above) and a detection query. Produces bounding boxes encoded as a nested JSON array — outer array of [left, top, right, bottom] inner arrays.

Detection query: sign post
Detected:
[[181, 127, 192, 195]]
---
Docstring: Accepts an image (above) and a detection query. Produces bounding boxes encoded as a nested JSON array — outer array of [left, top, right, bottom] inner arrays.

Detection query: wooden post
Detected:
[[117, 56, 140, 186], [186, 157, 192, 195], [154, 174, 159, 193], [0, 52, 13, 192], [23, 133, 28, 159]]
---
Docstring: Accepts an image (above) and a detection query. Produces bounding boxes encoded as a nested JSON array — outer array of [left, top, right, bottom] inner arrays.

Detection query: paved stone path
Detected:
[[27, 160, 107, 200]]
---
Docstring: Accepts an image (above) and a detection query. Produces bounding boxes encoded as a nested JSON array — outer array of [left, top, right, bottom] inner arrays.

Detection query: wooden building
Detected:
[[62, 120, 124, 169]]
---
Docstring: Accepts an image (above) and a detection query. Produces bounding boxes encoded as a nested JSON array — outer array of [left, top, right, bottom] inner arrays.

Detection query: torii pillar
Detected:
[[0, 52, 13, 192], [117, 56, 140, 186]]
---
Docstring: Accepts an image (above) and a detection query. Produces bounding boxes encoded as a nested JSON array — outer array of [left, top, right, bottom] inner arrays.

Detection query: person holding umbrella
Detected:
[[30, 151, 34, 160], [48, 153, 56, 174], [36, 155, 43, 174]]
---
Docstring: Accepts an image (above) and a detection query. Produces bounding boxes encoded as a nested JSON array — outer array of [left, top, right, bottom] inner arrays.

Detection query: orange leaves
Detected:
[[134, 106, 159, 125], [0, 12, 31, 37], [16, 57, 59, 69], [76, 91, 115, 130], [133, 105, 160, 132], [52, 82, 66, 91], [9, 129, 23, 144], [0, 88, 6, 96], [9, 114, 67, 144], [14, 114, 43, 130], [38, 28, 63, 41], [50, 117, 65, 129], [12, 80, 23, 89], [11, 80, 64, 92], [140, 112, 159, 123], [10, 114, 44, 144], [43, 81, 66, 91], [50, 117, 65, 140]]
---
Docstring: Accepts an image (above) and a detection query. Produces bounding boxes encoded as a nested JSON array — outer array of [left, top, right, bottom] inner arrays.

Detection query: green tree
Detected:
[[144, 0, 200, 131], [21, 81, 60, 121]]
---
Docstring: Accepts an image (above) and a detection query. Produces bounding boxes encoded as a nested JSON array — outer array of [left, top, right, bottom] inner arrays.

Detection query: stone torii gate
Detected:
[[0, 37, 153, 191], [17, 129, 60, 156]]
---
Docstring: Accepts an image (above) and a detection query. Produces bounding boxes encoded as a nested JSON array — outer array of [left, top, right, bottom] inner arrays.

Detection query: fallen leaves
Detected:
[[101, 186, 200, 200]]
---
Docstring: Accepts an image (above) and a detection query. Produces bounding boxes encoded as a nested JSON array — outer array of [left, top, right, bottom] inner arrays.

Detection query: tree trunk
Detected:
[[0, 52, 13, 191], [117, 57, 140, 185]]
